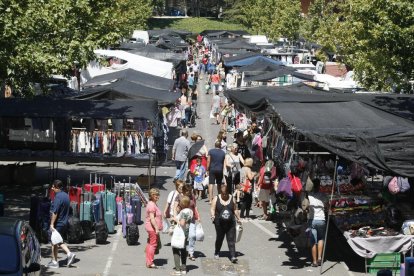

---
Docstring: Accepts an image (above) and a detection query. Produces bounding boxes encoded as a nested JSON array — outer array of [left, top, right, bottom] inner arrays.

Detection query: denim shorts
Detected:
[[308, 220, 326, 245]]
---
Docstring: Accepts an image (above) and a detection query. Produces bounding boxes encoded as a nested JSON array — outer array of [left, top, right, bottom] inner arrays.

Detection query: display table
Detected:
[[344, 231, 413, 258]]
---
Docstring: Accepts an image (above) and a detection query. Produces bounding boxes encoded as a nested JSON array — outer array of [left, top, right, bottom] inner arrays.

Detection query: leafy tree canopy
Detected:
[[302, 0, 414, 92], [224, 0, 302, 41], [0, 0, 152, 96]]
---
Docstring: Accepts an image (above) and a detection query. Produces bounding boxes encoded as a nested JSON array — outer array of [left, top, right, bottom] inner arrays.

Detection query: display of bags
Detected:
[[171, 225, 186, 249], [195, 223, 204, 242]]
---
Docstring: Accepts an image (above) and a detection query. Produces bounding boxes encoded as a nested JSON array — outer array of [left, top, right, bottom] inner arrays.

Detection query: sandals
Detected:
[[311, 263, 318, 267], [147, 264, 158, 269], [189, 254, 196, 261]]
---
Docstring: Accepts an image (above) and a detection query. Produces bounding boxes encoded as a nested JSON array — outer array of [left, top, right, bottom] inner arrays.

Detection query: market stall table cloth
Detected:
[[344, 231, 413, 258]]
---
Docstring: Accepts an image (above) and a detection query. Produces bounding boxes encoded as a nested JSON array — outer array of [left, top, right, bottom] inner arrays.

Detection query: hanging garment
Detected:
[[103, 133, 109, 153], [85, 132, 90, 153], [72, 132, 77, 152], [123, 135, 128, 152], [127, 134, 133, 154]]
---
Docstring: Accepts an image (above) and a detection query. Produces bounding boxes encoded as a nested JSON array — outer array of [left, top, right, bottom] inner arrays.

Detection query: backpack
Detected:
[[388, 177, 399, 194]]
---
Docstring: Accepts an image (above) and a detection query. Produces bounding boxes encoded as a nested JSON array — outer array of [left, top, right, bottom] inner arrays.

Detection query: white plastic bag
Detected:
[[171, 225, 186, 249], [236, 224, 243, 243], [195, 223, 204, 242], [51, 229, 63, 245], [162, 217, 171, 234], [209, 110, 215, 119], [202, 176, 209, 187]]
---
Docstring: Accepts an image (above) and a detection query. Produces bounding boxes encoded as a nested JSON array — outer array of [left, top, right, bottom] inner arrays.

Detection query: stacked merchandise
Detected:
[[330, 195, 388, 235]]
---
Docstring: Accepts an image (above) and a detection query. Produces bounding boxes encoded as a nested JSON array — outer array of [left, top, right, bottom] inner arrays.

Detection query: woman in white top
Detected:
[[307, 179, 328, 267], [224, 143, 244, 194]]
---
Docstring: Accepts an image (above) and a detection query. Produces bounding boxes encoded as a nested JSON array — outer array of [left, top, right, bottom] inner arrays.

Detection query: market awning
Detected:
[[76, 79, 179, 106], [83, 68, 174, 91], [223, 54, 284, 67], [0, 97, 159, 120], [225, 84, 414, 176], [270, 101, 414, 177]]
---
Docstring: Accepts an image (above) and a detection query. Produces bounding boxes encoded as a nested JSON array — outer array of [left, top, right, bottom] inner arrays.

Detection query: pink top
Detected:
[[145, 201, 162, 232]]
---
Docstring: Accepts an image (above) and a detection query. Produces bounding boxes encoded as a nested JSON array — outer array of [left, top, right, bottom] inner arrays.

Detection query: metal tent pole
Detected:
[[320, 155, 339, 274]]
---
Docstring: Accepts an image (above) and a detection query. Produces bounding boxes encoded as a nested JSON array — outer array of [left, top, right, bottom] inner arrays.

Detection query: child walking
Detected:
[[193, 156, 206, 200]]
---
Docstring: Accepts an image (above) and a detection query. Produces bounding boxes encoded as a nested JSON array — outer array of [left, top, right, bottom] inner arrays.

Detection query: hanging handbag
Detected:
[[171, 225, 186, 249]]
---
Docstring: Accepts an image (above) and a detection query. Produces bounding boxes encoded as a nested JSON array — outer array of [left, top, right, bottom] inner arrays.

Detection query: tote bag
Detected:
[[171, 225, 186, 249]]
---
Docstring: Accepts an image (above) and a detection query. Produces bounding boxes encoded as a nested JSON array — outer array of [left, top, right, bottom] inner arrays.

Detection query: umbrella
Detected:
[[188, 140, 205, 161]]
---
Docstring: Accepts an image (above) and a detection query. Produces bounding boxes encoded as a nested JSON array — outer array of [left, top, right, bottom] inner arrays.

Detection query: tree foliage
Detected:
[[0, 0, 152, 96], [223, 0, 302, 41], [302, 0, 414, 92]]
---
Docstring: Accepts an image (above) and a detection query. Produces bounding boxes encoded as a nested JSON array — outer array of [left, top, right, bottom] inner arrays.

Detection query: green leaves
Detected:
[[301, 0, 414, 91], [0, 0, 152, 96]]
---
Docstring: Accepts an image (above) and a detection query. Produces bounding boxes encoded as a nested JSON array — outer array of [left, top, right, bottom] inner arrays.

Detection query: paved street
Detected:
[[2, 76, 367, 276]]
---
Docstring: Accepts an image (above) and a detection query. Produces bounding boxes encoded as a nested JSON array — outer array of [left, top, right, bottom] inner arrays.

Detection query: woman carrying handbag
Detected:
[[239, 158, 256, 221], [171, 196, 193, 275], [210, 184, 241, 263]]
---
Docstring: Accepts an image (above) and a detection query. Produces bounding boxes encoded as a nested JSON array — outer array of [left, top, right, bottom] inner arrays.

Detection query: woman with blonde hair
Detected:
[[239, 158, 256, 221], [224, 143, 244, 194], [145, 188, 163, 268]]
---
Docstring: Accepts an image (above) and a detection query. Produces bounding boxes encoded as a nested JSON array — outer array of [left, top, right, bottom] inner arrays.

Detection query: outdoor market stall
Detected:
[[225, 83, 414, 273]]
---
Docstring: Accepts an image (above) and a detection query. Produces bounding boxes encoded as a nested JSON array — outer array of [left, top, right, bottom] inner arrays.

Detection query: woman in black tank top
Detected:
[[210, 184, 241, 263]]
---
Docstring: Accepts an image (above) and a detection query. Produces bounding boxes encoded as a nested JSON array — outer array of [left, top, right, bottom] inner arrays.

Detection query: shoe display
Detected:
[[67, 252, 76, 266], [47, 260, 59, 269]]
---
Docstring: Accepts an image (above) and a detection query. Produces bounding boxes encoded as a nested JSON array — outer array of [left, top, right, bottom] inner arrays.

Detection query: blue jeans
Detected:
[[187, 222, 196, 256]]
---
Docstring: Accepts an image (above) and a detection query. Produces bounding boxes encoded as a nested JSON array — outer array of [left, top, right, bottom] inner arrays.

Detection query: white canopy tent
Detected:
[[81, 49, 173, 84]]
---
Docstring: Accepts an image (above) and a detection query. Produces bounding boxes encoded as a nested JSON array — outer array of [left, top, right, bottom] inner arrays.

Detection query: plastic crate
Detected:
[[366, 252, 401, 275]]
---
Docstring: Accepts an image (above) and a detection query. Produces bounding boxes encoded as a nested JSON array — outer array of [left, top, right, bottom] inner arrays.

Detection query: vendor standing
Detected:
[[307, 179, 329, 267]]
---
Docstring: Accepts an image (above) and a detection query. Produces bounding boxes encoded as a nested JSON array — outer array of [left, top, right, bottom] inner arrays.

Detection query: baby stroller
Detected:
[[186, 141, 208, 196]]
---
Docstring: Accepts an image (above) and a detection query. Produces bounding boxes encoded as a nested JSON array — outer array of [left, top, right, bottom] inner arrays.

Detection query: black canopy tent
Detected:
[[76, 79, 179, 106], [118, 44, 186, 66], [201, 30, 250, 38], [225, 84, 414, 177], [83, 68, 174, 91], [0, 97, 158, 120], [237, 59, 296, 82]]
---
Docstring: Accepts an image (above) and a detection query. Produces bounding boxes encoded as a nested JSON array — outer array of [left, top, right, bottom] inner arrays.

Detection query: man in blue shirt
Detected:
[[207, 141, 226, 204], [47, 179, 76, 269]]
